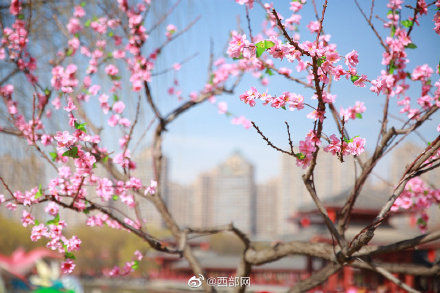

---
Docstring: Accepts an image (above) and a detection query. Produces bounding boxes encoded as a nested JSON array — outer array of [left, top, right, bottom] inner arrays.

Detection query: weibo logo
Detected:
[[187, 274, 204, 288]]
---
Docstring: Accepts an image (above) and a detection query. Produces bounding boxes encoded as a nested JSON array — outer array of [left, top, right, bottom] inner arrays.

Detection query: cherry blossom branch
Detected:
[[353, 0, 388, 50], [146, 0, 182, 35], [252, 121, 296, 157], [271, 9, 310, 56], [0, 68, 20, 86], [315, 0, 328, 43]]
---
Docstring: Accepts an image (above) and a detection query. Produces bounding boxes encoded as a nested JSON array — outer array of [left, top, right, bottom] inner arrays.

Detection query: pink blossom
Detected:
[[6, 202, 17, 211], [31, 224, 49, 241], [108, 114, 120, 127], [231, 116, 252, 129], [345, 50, 359, 67], [227, 31, 248, 59], [21, 210, 35, 227], [412, 64, 433, 81], [112, 101, 125, 113], [235, 0, 254, 9], [173, 63, 181, 71], [67, 18, 82, 34], [166, 24, 177, 38], [54, 131, 76, 148], [105, 64, 119, 76], [74, 6, 85, 18], [307, 21, 320, 33], [218, 102, 228, 114], [45, 202, 59, 216], [66, 235, 81, 251], [9, 0, 21, 15], [145, 180, 157, 195], [347, 137, 365, 156], [61, 259, 75, 274]]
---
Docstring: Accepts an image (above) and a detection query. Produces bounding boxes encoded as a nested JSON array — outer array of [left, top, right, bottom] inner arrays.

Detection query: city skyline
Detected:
[[1, 141, 438, 239]]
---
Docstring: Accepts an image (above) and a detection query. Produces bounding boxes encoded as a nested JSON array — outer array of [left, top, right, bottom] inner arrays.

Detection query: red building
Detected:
[[147, 187, 440, 292]]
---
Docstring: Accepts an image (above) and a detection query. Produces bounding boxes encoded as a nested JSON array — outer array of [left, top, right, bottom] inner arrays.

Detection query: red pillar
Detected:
[[389, 274, 399, 293], [343, 266, 353, 288], [327, 272, 338, 291], [405, 275, 414, 288]]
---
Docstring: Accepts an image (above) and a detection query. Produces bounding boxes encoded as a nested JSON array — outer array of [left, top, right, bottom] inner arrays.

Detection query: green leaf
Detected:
[[84, 19, 91, 27], [17, 14, 25, 20], [92, 163, 97, 169], [355, 113, 363, 119], [316, 56, 326, 67], [44, 88, 51, 96], [80, 1, 86, 7], [108, 31, 114, 37], [255, 40, 275, 58], [113, 94, 119, 102], [295, 153, 305, 160], [110, 75, 121, 81], [66, 48, 74, 57], [102, 155, 109, 163], [46, 214, 60, 226], [107, 52, 113, 58], [256, 47, 265, 58], [112, 195, 119, 201], [281, 105, 287, 110], [83, 208, 90, 215], [391, 25, 396, 37], [62, 147, 79, 159], [265, 68, 274, 76], [350, 75, 360, 83], [132, 260, 139, 270], [35, 184, 43, 199], [74, 121, 87, 132], [65, 252, 76, 260], [388, 60, 397, 74], [401, 20, 414, 28], [405, 43, 417, 49], [49, 152, 58, 162], [34, 220, 39, 225], [417, 218, 426, 226], [264, 40, 275, 49]]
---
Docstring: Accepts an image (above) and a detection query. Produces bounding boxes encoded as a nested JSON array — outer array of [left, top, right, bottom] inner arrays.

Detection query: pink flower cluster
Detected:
[[324, 135, 366, 157], [391, 177, 440, 232], [435, 1, 440, 35], [239, 87, 304, 111], [340, 102, 366, 121], [106, 250, 144, 277], [51, 64, 79, 93]]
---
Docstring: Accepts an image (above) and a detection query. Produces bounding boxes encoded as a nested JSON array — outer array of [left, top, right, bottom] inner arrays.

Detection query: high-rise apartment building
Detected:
[[255, 178, 278, 238], [192, 151, 256, 234], [277, 151, 359, 235]]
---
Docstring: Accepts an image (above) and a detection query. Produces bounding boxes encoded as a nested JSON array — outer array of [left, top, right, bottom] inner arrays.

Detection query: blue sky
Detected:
[[135, 0, 440, 184]]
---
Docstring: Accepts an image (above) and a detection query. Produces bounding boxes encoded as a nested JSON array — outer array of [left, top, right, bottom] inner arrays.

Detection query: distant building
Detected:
[[168, 182, 194, 227], [255, 178, 278, 238], [131, 147, 170, 227], [192, 151, 256, 234], [192, 172, 215, 228], [391, 142, 440, 185], [277, 151, 362, 236]]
